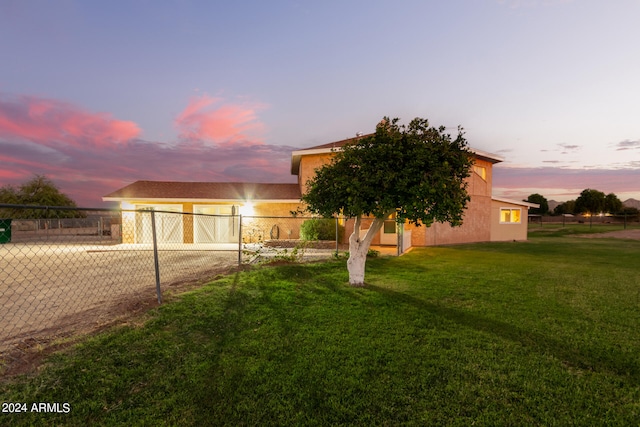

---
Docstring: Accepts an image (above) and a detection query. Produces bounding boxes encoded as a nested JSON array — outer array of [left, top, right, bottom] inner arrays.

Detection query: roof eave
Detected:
[[492, 197, 540, 208]]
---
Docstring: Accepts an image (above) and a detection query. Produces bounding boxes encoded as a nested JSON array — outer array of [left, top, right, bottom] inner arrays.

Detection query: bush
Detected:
[[300, 218, 344, 241]]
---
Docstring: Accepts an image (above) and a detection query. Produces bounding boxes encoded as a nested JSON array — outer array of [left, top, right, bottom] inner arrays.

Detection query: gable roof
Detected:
[[291, 133, 504, 175], [103, 181, 301, 203]]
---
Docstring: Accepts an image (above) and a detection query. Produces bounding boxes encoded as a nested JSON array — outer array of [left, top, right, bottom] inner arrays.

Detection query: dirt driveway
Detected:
[[0, 242, 239, 355]]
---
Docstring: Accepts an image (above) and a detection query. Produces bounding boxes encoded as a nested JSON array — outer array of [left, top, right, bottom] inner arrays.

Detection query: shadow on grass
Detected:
[[366, 284, 639, 383]]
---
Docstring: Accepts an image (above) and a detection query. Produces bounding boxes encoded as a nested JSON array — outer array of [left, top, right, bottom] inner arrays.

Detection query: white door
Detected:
[[135, 205, 183, 244], [194, 205, 237, 243]]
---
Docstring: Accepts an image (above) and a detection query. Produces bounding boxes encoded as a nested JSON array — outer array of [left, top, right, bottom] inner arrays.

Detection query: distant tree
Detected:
[[604, 193, 623, 214], [554, 200, 576, 215], [575, 189, 606, 215], [525, 193, 548, 215], [0, 175, 81, 218], [302, 117, 473, 286], [0, 185, 19, 205]]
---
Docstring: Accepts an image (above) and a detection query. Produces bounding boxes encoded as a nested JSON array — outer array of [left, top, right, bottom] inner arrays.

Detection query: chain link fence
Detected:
[[240, 216, 347, 264], [529, 213, 640, 227], [0, 205, 347, 361]]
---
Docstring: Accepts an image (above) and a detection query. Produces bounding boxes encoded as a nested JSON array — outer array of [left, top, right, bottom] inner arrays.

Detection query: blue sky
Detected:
[[1, 0, 638, 206]]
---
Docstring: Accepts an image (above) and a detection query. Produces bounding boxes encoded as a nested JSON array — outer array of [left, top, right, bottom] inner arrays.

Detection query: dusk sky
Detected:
[[1, 0, 639, 207]]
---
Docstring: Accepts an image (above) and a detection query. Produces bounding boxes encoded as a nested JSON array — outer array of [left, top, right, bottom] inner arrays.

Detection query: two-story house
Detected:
[[103, 134, 536, 247]]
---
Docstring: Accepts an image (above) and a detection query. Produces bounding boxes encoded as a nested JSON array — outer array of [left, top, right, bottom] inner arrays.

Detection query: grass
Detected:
[[528, 221, 640, 236], [1, 231, 640, 425]]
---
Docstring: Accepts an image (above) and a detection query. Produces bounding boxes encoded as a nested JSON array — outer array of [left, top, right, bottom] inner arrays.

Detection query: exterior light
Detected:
[[239, 201, 255, 216]]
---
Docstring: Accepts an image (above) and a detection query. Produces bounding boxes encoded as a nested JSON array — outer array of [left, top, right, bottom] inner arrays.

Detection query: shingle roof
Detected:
[[103, 181, 301, 202]]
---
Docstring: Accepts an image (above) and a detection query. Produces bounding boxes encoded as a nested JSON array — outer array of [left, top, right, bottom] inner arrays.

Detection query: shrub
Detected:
[[300, 218, 344, 241]]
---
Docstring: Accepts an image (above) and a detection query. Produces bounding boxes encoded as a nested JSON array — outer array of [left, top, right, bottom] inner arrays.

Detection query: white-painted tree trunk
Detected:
[[347, 214, 387, 286]]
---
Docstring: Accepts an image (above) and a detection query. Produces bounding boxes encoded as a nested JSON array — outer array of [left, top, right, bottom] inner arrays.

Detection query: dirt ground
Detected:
[[0, 242, 241, 375]]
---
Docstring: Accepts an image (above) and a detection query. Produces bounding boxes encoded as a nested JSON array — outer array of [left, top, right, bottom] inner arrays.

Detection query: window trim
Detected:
[[499, 207, 522, 224]]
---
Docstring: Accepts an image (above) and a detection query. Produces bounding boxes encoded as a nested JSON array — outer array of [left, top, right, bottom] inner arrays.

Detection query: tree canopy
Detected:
[[0, 175, 80, 218], [575, 189, 606, 215], [302, 117, 473, 226], [302, 117, 474, 285], [553, 200, 576, 215], [604, 193, 623, 214], [526, 193, 548, 215]]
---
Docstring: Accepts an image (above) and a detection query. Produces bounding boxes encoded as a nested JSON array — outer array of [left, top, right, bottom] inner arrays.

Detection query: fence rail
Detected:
[[0, 204, 348, 359]]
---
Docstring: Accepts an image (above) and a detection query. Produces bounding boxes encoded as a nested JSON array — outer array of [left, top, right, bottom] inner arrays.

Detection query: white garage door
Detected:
[[135, 205, 183, 244], [194, 205, 238, 243]]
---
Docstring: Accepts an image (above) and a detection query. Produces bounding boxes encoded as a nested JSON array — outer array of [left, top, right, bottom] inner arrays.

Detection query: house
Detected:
[[103, 134, 536, 246], [291, 135, 537, 247]]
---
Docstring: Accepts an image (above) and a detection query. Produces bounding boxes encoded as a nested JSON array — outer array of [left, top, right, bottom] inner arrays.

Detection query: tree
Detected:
[[0, 175, 80, 218], [554, 200, 575, 215], [302, 117, 474, 286], [575, 189, 605, 215], [525, 193, 548, 215], [604, 193, 622, 214]]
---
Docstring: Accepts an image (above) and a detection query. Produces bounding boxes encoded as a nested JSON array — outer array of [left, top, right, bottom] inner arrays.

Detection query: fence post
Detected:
[[238, 214, 243, 266], [150, 211, 162, 304], [335, 217, 339, 255]]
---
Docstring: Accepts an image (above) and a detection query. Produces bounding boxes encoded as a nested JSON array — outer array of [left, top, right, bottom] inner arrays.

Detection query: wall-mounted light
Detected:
[[239, 201, 255, 216]]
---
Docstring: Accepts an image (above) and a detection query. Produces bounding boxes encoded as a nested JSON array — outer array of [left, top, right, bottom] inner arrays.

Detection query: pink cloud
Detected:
[[0, 94, 140, 148], [0, 92, 294, 207], [175, 95, 265, 144]]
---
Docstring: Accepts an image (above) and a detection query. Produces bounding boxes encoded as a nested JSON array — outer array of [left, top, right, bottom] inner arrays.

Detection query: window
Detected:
[[383, 212, 396, 234], [500, 208, 521, 224], [473, 165, 486, 180]]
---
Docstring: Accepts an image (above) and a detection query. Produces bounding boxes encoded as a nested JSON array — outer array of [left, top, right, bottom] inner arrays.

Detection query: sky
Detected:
[[1, 0, 639, 207]]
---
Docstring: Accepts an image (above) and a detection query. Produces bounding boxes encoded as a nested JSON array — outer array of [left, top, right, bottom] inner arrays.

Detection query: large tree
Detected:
[[0, 175, 80, 218], [525, 193, 548, 215], [302, 117, 474, 286], [604, 193, 622, 214], [575, 189, 606, 215]]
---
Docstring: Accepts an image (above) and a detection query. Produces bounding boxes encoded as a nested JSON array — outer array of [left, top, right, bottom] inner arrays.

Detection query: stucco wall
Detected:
[[467, 158, 492, 198], [410, 194, 492, 246], [248, 202, 307, 241], [490, 200, 530, 241], [408, 158, 494, 247], [298, 153, 333, 194]]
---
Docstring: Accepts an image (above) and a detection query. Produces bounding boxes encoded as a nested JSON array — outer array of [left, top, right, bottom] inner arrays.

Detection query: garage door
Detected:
[[194, 205, 238, 243], [135, 205, 183, 244]]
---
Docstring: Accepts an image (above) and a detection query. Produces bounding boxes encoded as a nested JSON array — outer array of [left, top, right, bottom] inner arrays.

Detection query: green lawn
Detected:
[[2, 232, 640, 426]]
